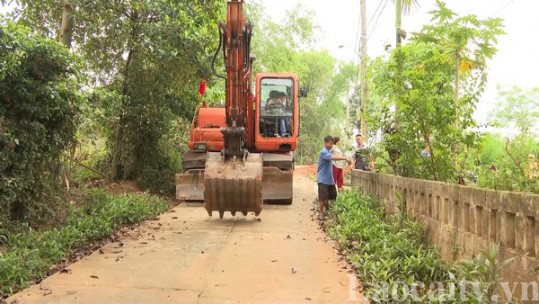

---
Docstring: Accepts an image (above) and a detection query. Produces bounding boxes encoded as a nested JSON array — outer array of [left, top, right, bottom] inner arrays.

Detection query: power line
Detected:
[[353, 0, 384, 65], [363, 0, 388, 55], [367, 0, 385, 29], [352, 8, 362, 65], [353, 0, 388, 80], [368, 0, 388, 39], [490, 0, 514, 17]]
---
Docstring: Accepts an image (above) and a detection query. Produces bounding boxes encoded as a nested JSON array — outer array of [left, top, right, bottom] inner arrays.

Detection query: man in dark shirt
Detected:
[[354, 134, 371, 171]]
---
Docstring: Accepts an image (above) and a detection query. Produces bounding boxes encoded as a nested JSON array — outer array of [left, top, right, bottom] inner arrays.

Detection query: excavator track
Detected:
[[175, 151, 293, 217]]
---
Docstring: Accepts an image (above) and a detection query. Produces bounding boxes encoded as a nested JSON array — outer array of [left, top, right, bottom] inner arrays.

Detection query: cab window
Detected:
[[259, 78, 294, 138]]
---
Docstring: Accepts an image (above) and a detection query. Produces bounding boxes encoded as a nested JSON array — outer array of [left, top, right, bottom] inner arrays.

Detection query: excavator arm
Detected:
[[220, 0, 252, 158], [202, 0, 264, 218]]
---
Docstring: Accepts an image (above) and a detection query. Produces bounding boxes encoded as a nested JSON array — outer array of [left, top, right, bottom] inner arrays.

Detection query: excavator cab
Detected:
[[255, 73, 299, 152]]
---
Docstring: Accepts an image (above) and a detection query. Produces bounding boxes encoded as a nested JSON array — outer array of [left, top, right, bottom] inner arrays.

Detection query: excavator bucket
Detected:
[[175, 169, 205, 201], [203, 152, 263, 218]]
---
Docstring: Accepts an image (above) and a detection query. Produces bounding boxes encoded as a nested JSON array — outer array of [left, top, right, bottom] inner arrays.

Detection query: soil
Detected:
[[105, 180, 143, 195], [294, 164, 317, 178]]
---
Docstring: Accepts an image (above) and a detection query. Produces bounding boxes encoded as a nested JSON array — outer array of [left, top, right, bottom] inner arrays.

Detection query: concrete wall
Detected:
[[351, 170, 539, 298]]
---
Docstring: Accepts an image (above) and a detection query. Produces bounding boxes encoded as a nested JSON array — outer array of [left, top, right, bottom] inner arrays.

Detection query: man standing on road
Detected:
[[331, 136, 346, 191], [318, 136, 351, 220]]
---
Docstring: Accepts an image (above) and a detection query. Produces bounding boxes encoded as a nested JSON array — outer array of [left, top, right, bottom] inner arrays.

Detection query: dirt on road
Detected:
[[8, 166, 365, 304]]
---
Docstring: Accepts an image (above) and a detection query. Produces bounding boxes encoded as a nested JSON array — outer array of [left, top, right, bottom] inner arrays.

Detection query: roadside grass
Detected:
[[325, 189, 515, 303], [0, 189, 168, 298]]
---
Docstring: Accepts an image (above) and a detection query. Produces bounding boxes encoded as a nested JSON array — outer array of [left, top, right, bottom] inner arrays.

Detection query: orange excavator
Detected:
[[175, 0, 302, 218]]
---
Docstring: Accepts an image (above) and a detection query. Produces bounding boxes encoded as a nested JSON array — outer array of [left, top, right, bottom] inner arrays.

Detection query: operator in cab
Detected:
[[266, 91, 287, 108], [265, 91, 288, 137]]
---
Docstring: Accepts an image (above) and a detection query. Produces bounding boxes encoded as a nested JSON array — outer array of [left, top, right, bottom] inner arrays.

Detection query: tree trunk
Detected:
[[57, 1, 75, 197], [453, 51, 461, 177], [111, 49, 135, 180], [387, 0, 404, 173], [454, 51, 460, 129], [59, 1, 74, 47], [111, 121, 123, 180]]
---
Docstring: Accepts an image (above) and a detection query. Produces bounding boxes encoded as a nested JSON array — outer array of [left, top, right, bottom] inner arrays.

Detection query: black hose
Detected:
[[244, 22, 252, 73], [212, 23, 226, 80], [221, 23, 227, 72]]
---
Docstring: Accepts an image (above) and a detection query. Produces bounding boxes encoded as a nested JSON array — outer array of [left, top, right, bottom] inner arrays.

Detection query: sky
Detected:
[[258, 0, 538, 124]]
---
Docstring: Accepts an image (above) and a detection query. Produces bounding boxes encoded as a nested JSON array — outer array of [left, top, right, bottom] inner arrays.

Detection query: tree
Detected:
[[415, 0, 505, 129], [59, 0, 73, 47], [368, 1, 504, 182], [473, 133, 539, 193], [0, 20, 82, 223], [472, 86, 539, 193], [372, 41, 457, 180], [9, 0, 224, 192], [490, 86, 539, 135], [388, 0, 419, 170], [295, 52, 357, 164], [248, 2, 317, 74], [395, 0, 419, 48]]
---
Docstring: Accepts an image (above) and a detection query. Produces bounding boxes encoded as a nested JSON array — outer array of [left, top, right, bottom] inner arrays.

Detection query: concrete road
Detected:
[[8, 169, 365, 304]]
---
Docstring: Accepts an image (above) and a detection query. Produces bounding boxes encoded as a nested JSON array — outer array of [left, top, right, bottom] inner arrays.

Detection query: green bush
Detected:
[[0, 189, 168, 297], [474, 133, 539, 193], [0, 20, 83, 225]]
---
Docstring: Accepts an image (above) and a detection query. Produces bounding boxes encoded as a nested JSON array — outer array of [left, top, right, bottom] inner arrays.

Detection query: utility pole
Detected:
[[396, 0, 402, 47], [359, 0, 368, 139]]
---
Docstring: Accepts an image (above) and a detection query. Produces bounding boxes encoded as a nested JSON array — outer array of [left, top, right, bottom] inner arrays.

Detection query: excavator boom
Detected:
[[200, 0, 263, 217]]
